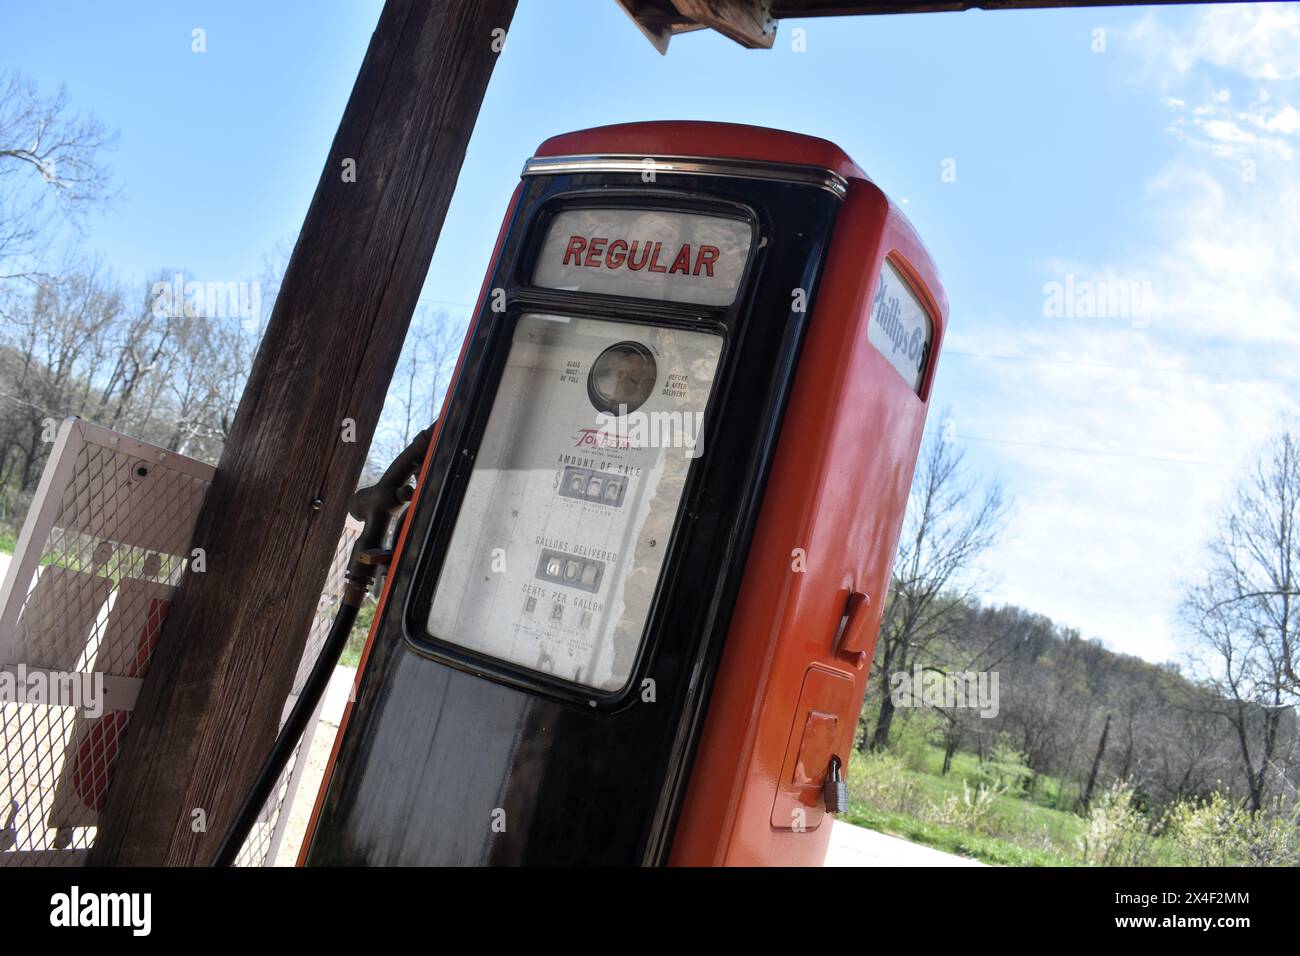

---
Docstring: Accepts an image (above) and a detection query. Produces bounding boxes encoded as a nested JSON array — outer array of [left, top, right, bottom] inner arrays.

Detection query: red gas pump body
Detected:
[[301, 122, 946, 867], [662, 140, 945, 864]]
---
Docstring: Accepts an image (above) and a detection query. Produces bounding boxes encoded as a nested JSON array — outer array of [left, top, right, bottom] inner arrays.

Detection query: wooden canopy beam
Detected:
[[621, 0, 1223, 52], [772, 0, 1218, 14], [675, 0, 777, 48], [89, 0, 517, 866]]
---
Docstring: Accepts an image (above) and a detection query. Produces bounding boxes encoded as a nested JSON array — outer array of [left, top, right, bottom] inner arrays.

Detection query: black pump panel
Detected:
[[304, 170, 841, 865]]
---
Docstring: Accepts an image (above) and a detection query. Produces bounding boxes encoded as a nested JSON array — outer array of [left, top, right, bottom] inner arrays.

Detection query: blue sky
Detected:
[[4, 1, 1299, 665]]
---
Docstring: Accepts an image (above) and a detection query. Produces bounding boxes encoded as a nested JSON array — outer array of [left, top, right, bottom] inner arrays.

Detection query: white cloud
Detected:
[[1131, 3, 1300, 81], [1163, 83, 1298, 162], [950, 5, 1300, 663], [1260, 103, 1300, 134], [948, 316, 1297, 661], [1142, 164, 1300, 351]]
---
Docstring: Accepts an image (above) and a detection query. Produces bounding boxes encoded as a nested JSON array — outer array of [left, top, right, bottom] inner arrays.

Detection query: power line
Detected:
[[418, 297, 476, 311], [926, 428, 1240, 470], [946, 349, 1300, 386], [0, 390, 64, 418]]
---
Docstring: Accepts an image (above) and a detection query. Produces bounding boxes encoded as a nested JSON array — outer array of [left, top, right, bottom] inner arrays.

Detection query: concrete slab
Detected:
[[824, 819, 986, 866]]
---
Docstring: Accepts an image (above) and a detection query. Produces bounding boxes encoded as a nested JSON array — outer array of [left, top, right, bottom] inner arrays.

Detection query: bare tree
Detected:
[[924, 602, 1025, 774], [0, 266, 123, 501], [1183, 429, 1300, 811], [1152, 682, 1234, 804], [0, 266, 264, 531], [865, 423, 1009, 751], [0, 72, 116, 281], [1081, 713, 1112, 810], [372, 304, 461, 469]]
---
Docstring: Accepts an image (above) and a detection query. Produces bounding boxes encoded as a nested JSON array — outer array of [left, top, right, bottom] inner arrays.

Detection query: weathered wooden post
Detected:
[[90, 0, 518, 865]]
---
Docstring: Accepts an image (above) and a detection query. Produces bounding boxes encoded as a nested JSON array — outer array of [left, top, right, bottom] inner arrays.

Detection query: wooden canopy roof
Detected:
[[617, 0, 1214, 52]]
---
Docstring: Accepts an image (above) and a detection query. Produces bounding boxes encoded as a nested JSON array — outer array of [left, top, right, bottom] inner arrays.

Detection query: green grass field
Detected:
[[844, 741, 1198, 866], [338, 600, 377, 668], [846, 743, 1083, 865]]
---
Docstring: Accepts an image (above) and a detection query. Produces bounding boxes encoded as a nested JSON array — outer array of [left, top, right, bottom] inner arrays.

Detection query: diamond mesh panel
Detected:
[[0, 424, 211, 865], [0, 421, 359, 867]]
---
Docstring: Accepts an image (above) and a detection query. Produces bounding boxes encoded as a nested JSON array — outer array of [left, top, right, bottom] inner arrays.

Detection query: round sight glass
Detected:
[[588, 341, 657, 415]]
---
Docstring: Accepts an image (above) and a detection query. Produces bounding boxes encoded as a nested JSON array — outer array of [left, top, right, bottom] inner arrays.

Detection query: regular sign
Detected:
[[533, 208, 752, 307]]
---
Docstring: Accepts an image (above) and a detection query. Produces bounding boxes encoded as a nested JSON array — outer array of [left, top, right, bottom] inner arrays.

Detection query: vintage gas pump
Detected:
[[300, 122, 946, 866]]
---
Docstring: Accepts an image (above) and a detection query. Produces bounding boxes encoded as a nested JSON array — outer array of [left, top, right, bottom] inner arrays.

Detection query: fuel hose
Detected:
[[210, 422, 435, 866]]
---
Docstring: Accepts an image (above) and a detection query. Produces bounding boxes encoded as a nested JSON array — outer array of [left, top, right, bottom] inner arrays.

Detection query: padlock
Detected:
[[823, 755, 848, 814], [0, 799, 18, 851]]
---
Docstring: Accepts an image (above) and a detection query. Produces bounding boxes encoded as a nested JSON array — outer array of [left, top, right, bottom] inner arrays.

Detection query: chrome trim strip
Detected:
[[522, 154, 849, 198]]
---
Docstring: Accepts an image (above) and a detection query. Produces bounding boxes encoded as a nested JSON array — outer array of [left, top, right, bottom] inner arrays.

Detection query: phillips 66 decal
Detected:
[[868, 259, 932, 393]]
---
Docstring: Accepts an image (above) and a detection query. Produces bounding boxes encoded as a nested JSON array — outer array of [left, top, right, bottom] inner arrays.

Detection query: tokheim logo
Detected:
[[574, 427, 631, 450]]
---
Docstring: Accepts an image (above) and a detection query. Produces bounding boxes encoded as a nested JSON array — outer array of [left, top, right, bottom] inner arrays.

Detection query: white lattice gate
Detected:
[[0, 418, 356, 866]]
